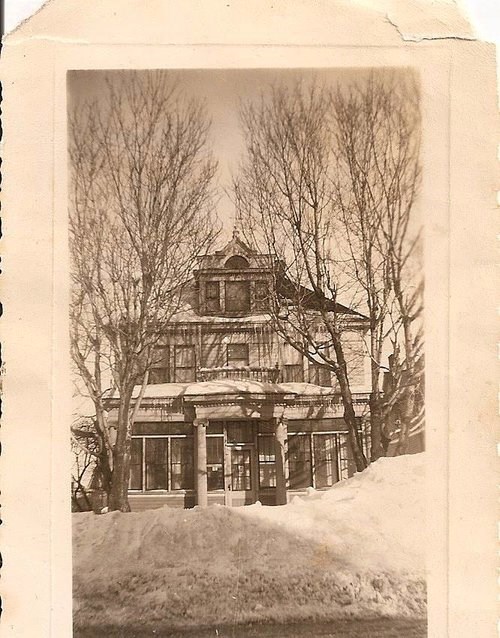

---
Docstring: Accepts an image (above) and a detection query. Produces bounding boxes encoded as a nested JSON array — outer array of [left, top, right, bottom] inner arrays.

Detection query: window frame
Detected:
[[205, 280, 221, 313], [206, 434, 225, 491], [149, 345, 170, 384], [129, 435, 195, 492], [225, 280, 251, 313], [226, 343, 249, 368], [174, 344, 197, 382], [258, 434, 276, 488], [253, 280, 269, 312], [287, 433, 312, 489]]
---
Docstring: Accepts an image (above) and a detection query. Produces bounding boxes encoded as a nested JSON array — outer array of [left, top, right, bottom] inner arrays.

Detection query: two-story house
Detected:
[[105, 231, 371, 510]]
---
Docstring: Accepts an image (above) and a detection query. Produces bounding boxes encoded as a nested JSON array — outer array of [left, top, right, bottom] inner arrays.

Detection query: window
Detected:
[[207, 437, 224, 490], [258, 435, 276, 488], [150, 346, 170, 384], [313, 434, 339, 488], [225, 281, 250, 313], [308, 363, 331, 387], [283, 365, 303, 382], [227, 343, 249, 368], [282, 343, 303, 382], [145, 438, 169, 490], [226, 421, 254, 443], [170, 437, 194, 490], [343, 332, 365, 386], [338, 433, 356, 480], [254, 281, 269, 312], [231, 449, 252, 491], [205, 281, 221, 313], [288, 434, 312, 489], [174, 345, 196, 382], [129, 438, 143, 490], [225, 255, 249, 269], [128, 436, 195, 492]]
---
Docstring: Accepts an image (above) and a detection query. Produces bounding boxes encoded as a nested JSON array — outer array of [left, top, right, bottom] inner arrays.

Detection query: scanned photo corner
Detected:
[[1, 1, 498, 637]]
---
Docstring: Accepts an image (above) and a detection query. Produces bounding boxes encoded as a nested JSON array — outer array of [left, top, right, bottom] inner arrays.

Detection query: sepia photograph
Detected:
[[2, 2, 498, 638], [69, 67, 425, 637]]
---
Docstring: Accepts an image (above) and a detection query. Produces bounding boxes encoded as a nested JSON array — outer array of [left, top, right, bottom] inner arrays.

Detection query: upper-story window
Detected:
[[225, 255, 250, 269], [225, 280, 251, 313], [150, 346, 170, 384], [174, 345, 196, 382], [254, 281, 269, 312], [227, 343, 249, 368], [205, 281, 221, 313]]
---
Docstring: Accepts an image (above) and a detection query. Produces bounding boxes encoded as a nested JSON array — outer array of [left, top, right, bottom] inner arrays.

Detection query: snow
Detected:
[[170, 305, 271, 324], [131, 380, 340, 399], [238, 453, 425, 573], [73, 454, 426, 630]]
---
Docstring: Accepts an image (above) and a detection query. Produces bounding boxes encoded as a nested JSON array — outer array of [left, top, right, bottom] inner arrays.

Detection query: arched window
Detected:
[[225, 255, 249, 269]]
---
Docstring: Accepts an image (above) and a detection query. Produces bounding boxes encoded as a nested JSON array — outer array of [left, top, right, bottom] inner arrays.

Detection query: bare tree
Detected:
[[330, 71, 423, 459], [71, 416, 98, 512], [235, 82, 368, 472], [69, 71, 219, 511]]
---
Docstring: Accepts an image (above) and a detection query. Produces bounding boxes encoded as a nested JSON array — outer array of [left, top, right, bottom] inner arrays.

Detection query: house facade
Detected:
[[105, 232, 371, 510]]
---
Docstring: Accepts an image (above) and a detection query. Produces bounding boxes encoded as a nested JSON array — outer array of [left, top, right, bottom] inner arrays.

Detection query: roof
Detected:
[[105, 380, 342, 402]]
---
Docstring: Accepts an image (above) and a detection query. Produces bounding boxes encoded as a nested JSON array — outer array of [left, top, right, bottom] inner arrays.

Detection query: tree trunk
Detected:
[[395, 383, 416, 455], [369, 390, 384, 461], [333, 347, 368, 472], [108, 388, 133, 512]]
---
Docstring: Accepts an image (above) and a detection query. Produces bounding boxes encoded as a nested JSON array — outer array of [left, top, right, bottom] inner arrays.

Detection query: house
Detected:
[[104, 231, 371, 510]]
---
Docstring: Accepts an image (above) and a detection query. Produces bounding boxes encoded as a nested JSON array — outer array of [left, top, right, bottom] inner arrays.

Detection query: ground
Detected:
[[73, 453, 426, 637]]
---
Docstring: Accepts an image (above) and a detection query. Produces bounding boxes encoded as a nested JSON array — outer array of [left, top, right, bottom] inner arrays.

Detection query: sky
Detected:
[[68, 67, 385, 234]]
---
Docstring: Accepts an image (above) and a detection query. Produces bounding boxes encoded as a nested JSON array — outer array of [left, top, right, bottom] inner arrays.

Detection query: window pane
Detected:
[[231, 449, 252, 491], [206, 281, 221, 313], [225, 255, 249, 269], [129, 438, 143, 490], [258, 436, 276, 488], [175, 367, 196, 383], [174, 346, 196, 382], [283, 364, 303, 383], [171, 437, 194, 490], [338, 434, 356, 480], [149, 367, 170, 384], [226, 422, 254, 443], [309, 363, 331, 387], [283, 343, 302, 365], [314, 434, 339, 488], [227, 343, 249, 367], [145, 439, 168, 490], [288, 434, 312, 489], [175, 346, 195, 367], [207, 437, 224, 491], [225, 281, 250, 313], [254, 282, 269, 311]]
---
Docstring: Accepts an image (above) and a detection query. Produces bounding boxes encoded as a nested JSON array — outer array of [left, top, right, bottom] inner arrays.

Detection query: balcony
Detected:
[[197, 365, 281, 383]]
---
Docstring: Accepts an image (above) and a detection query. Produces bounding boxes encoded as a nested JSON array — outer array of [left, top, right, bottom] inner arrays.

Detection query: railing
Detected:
[[197, 366, 281, 383]]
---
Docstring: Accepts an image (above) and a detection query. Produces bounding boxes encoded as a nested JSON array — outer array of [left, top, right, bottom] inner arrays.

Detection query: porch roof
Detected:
[[126, 380, 340, 400]]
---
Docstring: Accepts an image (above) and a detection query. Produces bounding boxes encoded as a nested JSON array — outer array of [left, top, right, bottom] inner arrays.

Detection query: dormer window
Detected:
[[225, 255, 249, 269], [254, 281, 269, 312], [205, 281, 221, 313], [225, 280, 250, 313]]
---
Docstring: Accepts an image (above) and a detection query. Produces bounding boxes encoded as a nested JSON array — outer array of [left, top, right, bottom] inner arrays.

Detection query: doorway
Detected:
[[228, 444, 257, 505]]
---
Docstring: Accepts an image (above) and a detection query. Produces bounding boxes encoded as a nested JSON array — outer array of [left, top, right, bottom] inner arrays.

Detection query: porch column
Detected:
[[274, 417, 289, 505], [194, 419, 208, 508]]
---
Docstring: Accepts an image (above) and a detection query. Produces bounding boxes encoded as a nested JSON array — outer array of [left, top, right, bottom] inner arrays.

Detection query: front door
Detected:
[[228, 444, 257, 505]]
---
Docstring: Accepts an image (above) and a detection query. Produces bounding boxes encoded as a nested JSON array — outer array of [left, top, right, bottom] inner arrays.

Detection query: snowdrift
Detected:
[[73, 453, 426, 632]]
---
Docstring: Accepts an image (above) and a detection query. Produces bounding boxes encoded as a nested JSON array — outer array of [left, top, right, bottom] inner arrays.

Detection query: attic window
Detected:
[[225, 255, 249, 269]]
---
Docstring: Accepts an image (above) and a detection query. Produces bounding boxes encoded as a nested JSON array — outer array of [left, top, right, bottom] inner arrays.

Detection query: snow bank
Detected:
[[239, 452, 425, 573], [73, 453, 426, 632]]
